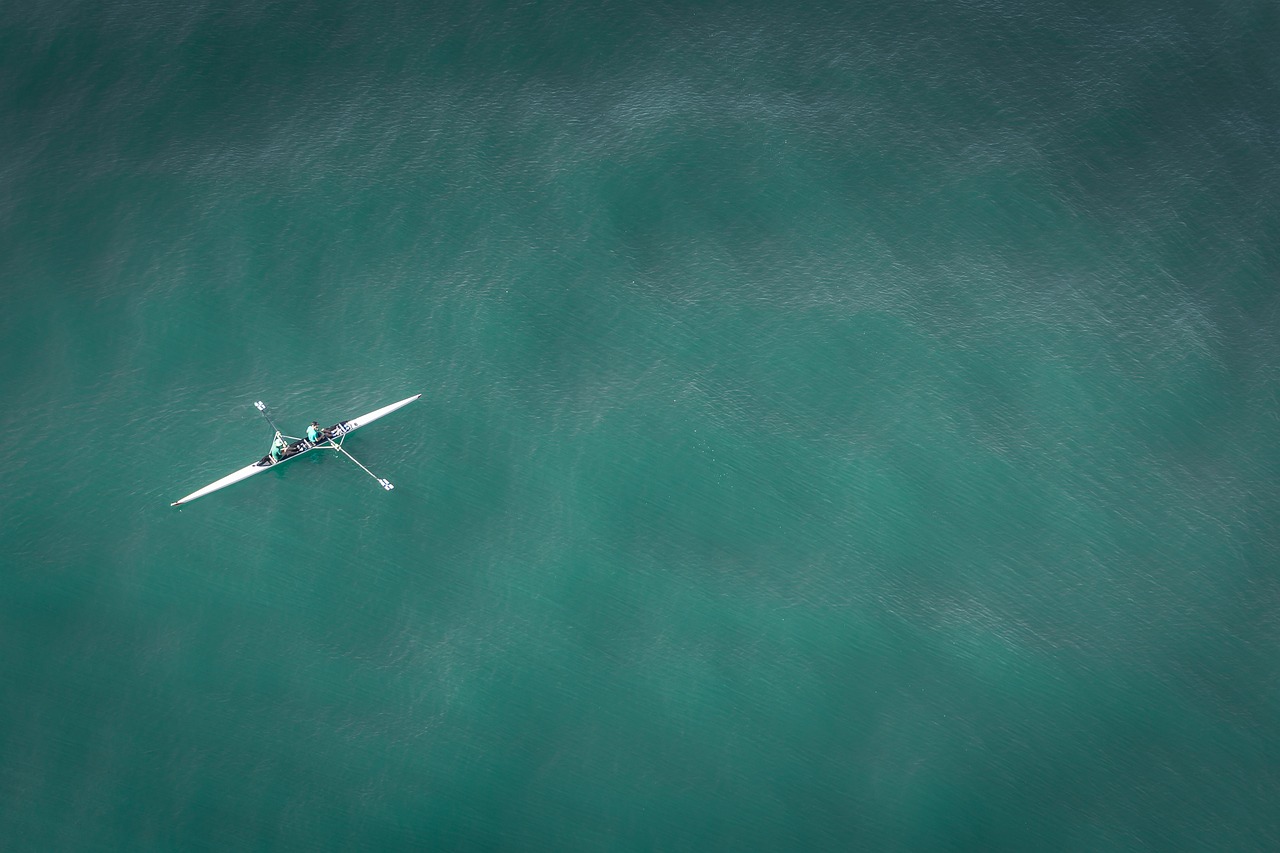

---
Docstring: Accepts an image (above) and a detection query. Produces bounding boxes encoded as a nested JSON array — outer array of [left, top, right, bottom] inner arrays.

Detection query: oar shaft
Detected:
[[328, 441, 394, 491], [254, 401, 284, 437], [331, 443, 376, 478]]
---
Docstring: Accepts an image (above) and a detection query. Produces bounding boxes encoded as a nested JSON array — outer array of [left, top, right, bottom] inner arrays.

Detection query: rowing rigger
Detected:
[[170, 394, 421, 506]]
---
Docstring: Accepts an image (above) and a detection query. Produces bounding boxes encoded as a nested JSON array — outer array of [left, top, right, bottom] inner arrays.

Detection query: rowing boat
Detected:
[[171, 394, 421, 506]]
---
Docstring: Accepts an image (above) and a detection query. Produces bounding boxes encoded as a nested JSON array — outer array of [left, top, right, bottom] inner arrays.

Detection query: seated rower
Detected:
[[269, 434, 286, 462], [306, 421, 322, 443]]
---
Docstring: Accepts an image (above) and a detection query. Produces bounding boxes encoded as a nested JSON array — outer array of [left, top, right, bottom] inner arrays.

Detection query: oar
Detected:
[[254, 401, 300, 441], [327, 440, 395, 491], [254, 400, 283, 434]]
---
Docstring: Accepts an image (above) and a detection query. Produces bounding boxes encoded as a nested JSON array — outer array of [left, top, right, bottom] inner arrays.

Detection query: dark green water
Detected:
[[3, 1, 1279, 849]]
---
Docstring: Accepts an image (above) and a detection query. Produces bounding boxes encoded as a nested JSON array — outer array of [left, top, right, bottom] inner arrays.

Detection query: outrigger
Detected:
[[170, 394, 421, 506]]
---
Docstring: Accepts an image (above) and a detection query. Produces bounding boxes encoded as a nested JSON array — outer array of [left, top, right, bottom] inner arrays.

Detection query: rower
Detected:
[[269, 434, 286, 462], [306, 421, 322, 443]]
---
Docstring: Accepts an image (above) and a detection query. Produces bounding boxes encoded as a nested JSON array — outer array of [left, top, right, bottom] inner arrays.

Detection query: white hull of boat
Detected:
[[171, 394, 420, 506]]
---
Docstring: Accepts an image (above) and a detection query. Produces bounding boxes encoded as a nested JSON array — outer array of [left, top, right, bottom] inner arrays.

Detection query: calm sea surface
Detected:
[[2, 1, 1278, 849]]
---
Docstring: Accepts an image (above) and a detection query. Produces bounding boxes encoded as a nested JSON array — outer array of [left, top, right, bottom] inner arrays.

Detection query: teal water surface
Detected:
[[2, 1, 1279, 849]]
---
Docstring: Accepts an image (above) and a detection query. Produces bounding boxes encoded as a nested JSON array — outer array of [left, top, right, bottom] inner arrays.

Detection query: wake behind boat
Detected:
[[170, 394, 421, 506]]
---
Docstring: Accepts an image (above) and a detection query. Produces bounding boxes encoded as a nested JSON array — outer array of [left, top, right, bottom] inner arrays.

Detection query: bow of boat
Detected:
[[345, 394, 422, 431]]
